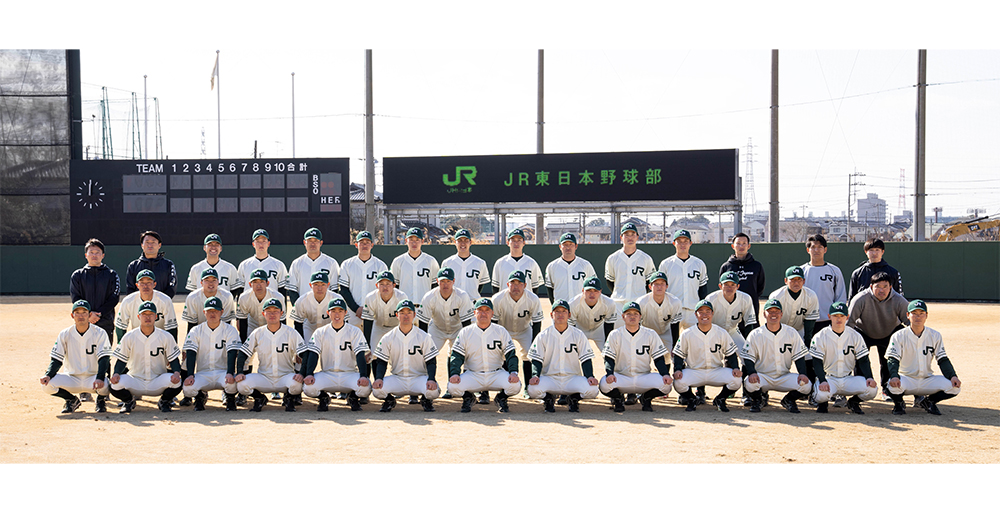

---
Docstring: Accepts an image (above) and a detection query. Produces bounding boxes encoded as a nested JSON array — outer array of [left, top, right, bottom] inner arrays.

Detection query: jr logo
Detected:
[[710, 343, 722, 353], [366, 271, 378, 280], [443, 166, 478, 187], [922, 346, 935, 355], [779, 343, 793, 354], [416, 268, 430, 277], [731, 312, 743, 322], [408, 345, 423, 355], [268, 270, 279, 280], [564, 343, 578, 353], [466, 269, 480, 279], [571, 271, 587, 281], [636, 345, 650, 355], [276, 343, 289, 353], [340, 341, 353, 351], [486, 340, 502, 350], [688, 270, 702, 280], [150, 347, 164, 357], [819, 274, 834, 282], [322, 313, 330, 320], [220, 277, 230, 286], [593, 315, 606, 323], [86, 344, 97, 355], [215, 341, 226, 350], [517, 310, 531, 318], [795, 308, 808, 316], [631, 266, 646, 276], [449, 308, 460, 317], [843, 346, 856, 356]]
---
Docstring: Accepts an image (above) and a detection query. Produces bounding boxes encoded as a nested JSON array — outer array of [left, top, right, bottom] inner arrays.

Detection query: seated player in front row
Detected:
[[526, 299, 600, 413], [448, 298, 522, 413], [40, 300, 112, 414], [742, 299, 812, 414], [109, 301, 183, 413], [300, 298, 373, 412], [672, 300, 742, 413], [885, 300, 961, 416], [232, 298, 306, 412], [599, 301, 674, 413], [371, 300, 440, 413], [810, 302, 878, 414], [182, 296, 241, 411]]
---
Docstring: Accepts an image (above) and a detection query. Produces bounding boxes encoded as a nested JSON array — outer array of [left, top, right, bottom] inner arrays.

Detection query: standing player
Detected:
[[658, 229, 709, 330], [492, 228, 544, 296], [232, 298, 307, 412], [236, 229, 289, 297], [448, 298, 521, 413], [491, 270, 544, 397], [636, 271, 683, 350], [181, 297, 242, 411], [287, 227, 340, 307], [847, 272, 909, 396], [811, 302, 879, 414], [125, 230, 177, 298], [885, 300, 962, 415], [370, 300, 440, 413], [181, 268, 236, 333], [186, 233, 241, 296], [362, 271, 409, 356], [115, 269, 178, 343], [672, 300, 743, 412], [416, 268, 474, 400], [108, 301, 183, 413], [848, 238, 902, 302], [768, 266, 820, 391], [742, 299, 812, 413], [719, 232, 766, 322], [442, 229, 491, 300], [526, 300, 600, 413], [339, 230, 388, 328], [290, 272, 344, 343], [39, 300, 112, 413], [599, 302, 673, 413], [236, 269, 287, 342], [544, 232, 596, 304], [605, 222, 655, 327], [567, 276, 618, 352], [801, 234, 846, 332], [390, 227, 440, 304], [70, 238, 119, 402], [300, 298, 372, 412]]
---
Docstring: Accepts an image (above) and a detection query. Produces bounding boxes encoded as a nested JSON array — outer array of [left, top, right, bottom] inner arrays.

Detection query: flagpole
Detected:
[[216, 50, 221, 158]]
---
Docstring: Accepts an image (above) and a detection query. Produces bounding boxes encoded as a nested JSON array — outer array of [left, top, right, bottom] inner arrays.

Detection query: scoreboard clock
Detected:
[[71, 158, 350, 245]]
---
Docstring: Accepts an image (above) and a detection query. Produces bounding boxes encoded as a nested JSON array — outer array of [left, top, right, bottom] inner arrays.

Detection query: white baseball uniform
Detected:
[[885, 326, 960, 397], [236, 289, 287, 332], [237, 255, 288, 294], [186, 258, 240, 292], [111, 327, 182, 397], [605, 248, 655, 326], [491, 288, 544, 360], [287, 252, 341, 297], [42, 324, 112, 396], [659, 254, 708, 328], [391, 252, 440, 304], [526, 325, 599, 399], [361, 288, 409, 347], [339, 254, 388, 326], [235, 324, 306, 396], [290, 290, 345, 342], [801, 262, 847, 322], [705, 289, 758, 348], [741, 324, 812, 395], [447, 322, 521, 397], [768, 286, 821, 337], [301, 322, 372, 398], [636, 291, 684, 349], [115, 290, 178, 333], [809, 326, 878, 403], [599, 325, 672, 395], [181, 321, 241, 397], [672, 324, 742, 394], [371, 326, 440, 400], [545, 256, 596, 303], [442, 253, 491, 300], [491, 254, 544, 291], [567, 292, 618, 351], [181, 287, 236, 325], [417, 287, 475, 351]]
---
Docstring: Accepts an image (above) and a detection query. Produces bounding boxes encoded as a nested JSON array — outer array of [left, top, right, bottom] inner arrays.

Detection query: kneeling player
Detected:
[[182, 297, 241, 411], [599, 302, 673, 413], [885, 300, 962, 416], [371, 300, 440, 412], [742, 299, 812, 413], [233, 298, 306, 412], [810, 302, 878, 414], [40, 300, 112, 413], [526, 300, 599, 413], [300, 298, 372, 411], [109, 301, 183, 413], [672, 300, 742, 412], [449, 298, 522, 413]]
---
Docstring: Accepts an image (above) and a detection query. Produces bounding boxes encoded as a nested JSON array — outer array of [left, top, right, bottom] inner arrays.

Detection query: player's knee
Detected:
[[743, 378, 760, 393], [526, 385, 546, 399]]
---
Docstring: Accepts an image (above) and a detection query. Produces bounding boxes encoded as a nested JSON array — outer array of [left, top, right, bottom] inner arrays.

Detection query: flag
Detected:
[[210, 54, 219, 90]]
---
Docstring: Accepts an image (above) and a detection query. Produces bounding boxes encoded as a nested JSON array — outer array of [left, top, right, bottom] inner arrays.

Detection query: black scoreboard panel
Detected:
[[71, 158, 350, 245]]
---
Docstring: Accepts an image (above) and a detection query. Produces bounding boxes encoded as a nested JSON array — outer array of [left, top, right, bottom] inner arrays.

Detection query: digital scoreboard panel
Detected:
[[71, 158, 350, 245]]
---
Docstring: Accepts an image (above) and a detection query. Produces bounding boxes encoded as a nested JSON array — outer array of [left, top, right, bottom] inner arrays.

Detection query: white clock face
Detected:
[[77, 179, 105, 209]]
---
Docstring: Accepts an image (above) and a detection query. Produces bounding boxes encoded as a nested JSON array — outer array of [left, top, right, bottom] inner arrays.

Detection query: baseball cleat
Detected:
[[408, 395, 420, 405], [713, 396, 730, 413], [79, 392, 92, 402], [780, 396, 800, 414], [478, 391, 490, 405], [251, 395, 268, 412], [193, 392, 208, 411], [178, 397, 194, 407], [846, 397, 864, 415], [749, 401, 762, 413], [95, 395, 107, 413], [624, 393, 638, 406], [742, 396, 753, 407], [336, 392, 348, 400], [61, 397, 82, 414], [157, 398, 173, 413], [283, 395, 296, 412], [379, 394, 396, 413], [543, 394, 556, 413], [119, 399, 136, 414], [441, 391, 453, 399], [918, 397, 941, 415], [892, 402, 906, 415], [685, 400, 697, 412], [494, 393, 510, 413], [567, 394, 581, 413], [292, 394, 303, 406], [556, 394, 569, 406], [913, 395, 926, 408], [359, 397, 369, 405], [677, 395, 689, 405], [612, 396, 626, 413], [236, 394, 248, 406], [832, 395, 848, 408], [640, 396, 654, 412], [460, 392, 475, 413], [421, 397, 435, 412], [815, 402, 829, 413], [225, 395, 237, 411], [348, 392, 363, 412], [271, 392, 283, 401], [317, 392, 330, 412]]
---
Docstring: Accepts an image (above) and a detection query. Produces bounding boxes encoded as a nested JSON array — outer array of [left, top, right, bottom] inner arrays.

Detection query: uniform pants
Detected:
[[743, 373, 812, 395], [303, 371, 372, 397], [887, 375, 960, 397], [599, 372, 672, 396], [726, 329, 748, 366], [236, 373, 304, 396], [372, 375, 440, 400], [612, 300, 628, 329], [111, 373, 181, 398], [43, 374, 110, 396], [679, 309, 696, 331], [449, 370, 521, 397], [580, 325, 608, 353], [813, 375, 878, 403], [527, 375, 599, 399], [673, 368, 742, 394], [510, 328, 532, 362], [183, 370, 235, 397], [860, 329, 902, 388], [370, 324, 395, 349]]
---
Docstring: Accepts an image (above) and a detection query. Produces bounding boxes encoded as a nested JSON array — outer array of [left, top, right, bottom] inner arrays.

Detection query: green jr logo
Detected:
[[443, 166, 477, 187]]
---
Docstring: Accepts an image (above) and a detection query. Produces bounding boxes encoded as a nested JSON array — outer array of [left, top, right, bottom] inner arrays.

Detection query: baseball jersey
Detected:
[[636, 292, 684, 338], [809, 327, 870, 379], [451, 322, 517, 373], [742, 324, 808, 377], [673, 324, 739, 371], [390, 252, 440, 304], [492, 254, 544, 291], [768, 286, 821, 335], [442, 253, 491, 300], [361, 288, 409, 328], [801, 262, 846, 321], [290, 290, 344, 342], [186, 258, 240, 292], [338, 254, 388, 305], [567, 292, 619, 333], [113, 327, 182, 381], [115, 290, 178, 332], [528, 325, 594, 377], [545, 256, 597, 303], [886, 326, 949, 380], [236, 289, 287, 332], [237, 255, 288, 293], [417, 287, 475, 334], [372, 326, 438, 378], [705, 290, 758, 332], [603, 325, 669, 376], [304, 322, 369, 374], [50, 324, 112, 377], [181, 287, 236, 325], [287, 252, 340, 295], [491, 288, 544, 336], [183, 321, 241, 373], [659, 254, 709, 310], [605, 248, 655, 303], [238, 324, 306, 378]]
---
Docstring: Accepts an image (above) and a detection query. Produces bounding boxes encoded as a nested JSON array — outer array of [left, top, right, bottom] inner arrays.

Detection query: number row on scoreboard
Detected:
[[123, 195, 308, 213]]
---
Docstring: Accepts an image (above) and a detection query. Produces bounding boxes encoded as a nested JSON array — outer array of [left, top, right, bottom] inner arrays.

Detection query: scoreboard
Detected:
[[71, 158, 350, 245]]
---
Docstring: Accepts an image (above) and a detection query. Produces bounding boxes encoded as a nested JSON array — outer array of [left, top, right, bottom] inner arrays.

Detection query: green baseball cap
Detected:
[[673, 229, 692, 241], [719, 271, 739, 284], [355, 230, 373, 243], [437, 267, 455, 281], [395, 299, 416, 312], [200, 268, 219, 281], [309, 272, 330, 284], [327, 298, 348, 311], [559, 233, 577, 244], [829, 302, 849, 316], [695, 299, 714, 312], [507, 270, 526, 283], [405, 227, 424, 239], [507, 228, 526, 240], [551, 299, 571, 312], [785, 266, 805, 279], [583, 276, 602, 291], [138, 301, 157, 314], [204, 233, 222, 245], [203, 297, 223, 311], [646, 271, 668, 285], [250, 269, 269, 282], [303, 227, 323, 240], [620, 222, 638, 235], [454, 229, 472, 240], [907, 299, 928, 313], [376, 270, 395, 283], [252, 228, 269, 241], [71, 299, 92, 312], [136, 269, 156, 282], [262, 298, 283, 311], [764, 298, 783, 311], [474, 297, 494, 310], [622, 301, 641, 315]]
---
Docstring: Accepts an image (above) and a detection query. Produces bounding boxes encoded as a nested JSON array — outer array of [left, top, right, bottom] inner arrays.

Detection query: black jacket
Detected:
[[125, 253, 177, 298], [848, 259, 902, 302], [70, 264, 120, 332], [720, 253, 766, 318]]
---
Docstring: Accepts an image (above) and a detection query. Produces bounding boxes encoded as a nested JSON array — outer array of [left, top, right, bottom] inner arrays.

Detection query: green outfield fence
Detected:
[[1, 242, 997, 301]]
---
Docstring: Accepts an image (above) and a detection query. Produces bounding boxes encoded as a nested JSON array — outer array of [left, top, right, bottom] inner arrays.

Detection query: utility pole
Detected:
[[535, 49, 545, 244], [915, 50, 928, 240], [769, 50, 780, 242], [365, 50, 376, 239], [848, 170, 865, 242]]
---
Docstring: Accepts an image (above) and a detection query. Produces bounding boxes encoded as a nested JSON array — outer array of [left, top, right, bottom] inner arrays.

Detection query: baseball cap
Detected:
[[327, 298, 348, 311], [200, 268, 219, 281], [454, 229, 472, 240], [262, 298, 283, 311], [203, 297, 223, 311], [559, 233, 577, 244], [376, 270, 395, 283], [395, 299, 416, 312], [907, 299, 928, 313], [583, 276, 602, 291], [551, 299, 571, 312], [303, 227, 323, 240], [136, 269, 156, 282], [507, 228, 526, 240], [622, 301, 641, 315], [507, 270, 526, 283], [204, 233, 222, 245], [437, 267, 455, 281], [250, 269, 269, 282], [310, 272, 330, 284], [719, 271, 739, 284], [646, 271, 668, 285], [764, 298, 783, 311], [138, 301, 157, 314], [785, 266, 805, 279], [355, 230, 373, 243], [252, 228, 269, 241], [405, 227, 424, 239], [829, 302, 849, 317], [71, 299, 92, 312], [673, 229, 692, 241], [695, 299, 714, 312], [620, 222, 638, 235], [474, 297, 494, 310]]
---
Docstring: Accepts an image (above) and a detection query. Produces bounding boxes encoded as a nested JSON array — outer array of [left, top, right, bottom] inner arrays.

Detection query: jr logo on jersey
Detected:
[[366, 271, 379, 280], [593, 315, 606, 323], [565, 343, 578, 353], [709, 343, 722, 353], [486, 340, 502, 350], [322, 313, 330, 320], [922, 346, 935, 355], [86, 344, 97, 355], [416, 268, 430, 277], [340, 341, 353, 351], [276, 343, 289, 353], [449, 308, 460, 317], [215, 341, 226, 350], [631, 267, 646, 276], [150, 347, 164, 357], [571, 271, 587, 281], [795, 308, 808, 316], [517, 310, 531, 318], [408, 345, 423, 355], [636, 345, 650, 355], [842, 346, 856, 356], [731, 312, 743, 322], [220, 277, 230, 286], [268, 270, 279, 280], [688, 270, 701, 280], [466, 269, 480, 279], [819, 274, 834, 282], [779, 343, 793, 354]]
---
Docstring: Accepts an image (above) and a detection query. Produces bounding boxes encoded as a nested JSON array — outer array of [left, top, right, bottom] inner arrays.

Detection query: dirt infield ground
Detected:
[[2, 296, 997, 465]]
